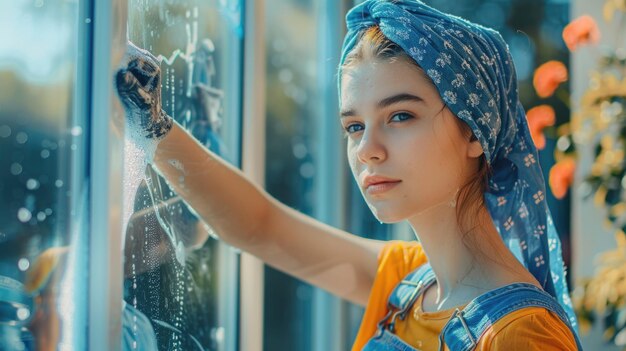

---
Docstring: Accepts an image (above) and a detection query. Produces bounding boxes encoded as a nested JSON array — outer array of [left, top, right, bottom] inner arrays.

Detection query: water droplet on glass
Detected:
[[16, 307, 30, 320], [70, 126, 83, 136], [175, 240, 185, 265], [299, 162, 315, 178], [55, 179, 64, 188], [17, 208, 32, 222], [292, 143, 307, 159], [10, 163, 23, 175], [211, 327, 225, 343], [36, 212, 46, 221], [0, 125, 11, 138], [85, 18, 91, 24], [44, 208, 52, 215], [18, 258, 30, 271], [26, 178, 39, 190], [15, 132, 28, 144]]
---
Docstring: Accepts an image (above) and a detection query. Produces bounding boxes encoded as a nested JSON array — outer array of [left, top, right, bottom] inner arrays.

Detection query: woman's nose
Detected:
[[356, 129, 387, 164]]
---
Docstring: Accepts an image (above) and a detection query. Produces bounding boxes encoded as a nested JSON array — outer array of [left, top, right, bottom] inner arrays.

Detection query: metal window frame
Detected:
[[311, 1, 350, 350], [88, 0, 127, 350], [239, 0, 266, 350]]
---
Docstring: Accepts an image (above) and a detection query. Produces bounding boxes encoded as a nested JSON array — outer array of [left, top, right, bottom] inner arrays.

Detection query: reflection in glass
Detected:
[[122, 1, 242, 350], [0, 0, 87, 350]]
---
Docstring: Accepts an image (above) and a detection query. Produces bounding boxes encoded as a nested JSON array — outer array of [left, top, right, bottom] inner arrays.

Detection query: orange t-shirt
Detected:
[[351, 240, 578, 351]]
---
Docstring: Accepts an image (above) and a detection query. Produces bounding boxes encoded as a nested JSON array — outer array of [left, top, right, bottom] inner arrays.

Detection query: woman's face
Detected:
[[340, 58, 477, 223]]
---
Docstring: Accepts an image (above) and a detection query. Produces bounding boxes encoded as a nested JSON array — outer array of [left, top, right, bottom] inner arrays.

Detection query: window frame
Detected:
[[89, 1, 248, 350], [88, 0, 126, 348], [239, 0, 266, 350]]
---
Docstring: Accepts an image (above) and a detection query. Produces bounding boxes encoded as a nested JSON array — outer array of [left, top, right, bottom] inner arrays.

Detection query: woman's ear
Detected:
[[467, 134, 484, 159]]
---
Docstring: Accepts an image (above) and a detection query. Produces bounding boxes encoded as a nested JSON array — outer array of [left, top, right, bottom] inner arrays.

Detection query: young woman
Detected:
[[115, 0, 583, 349]]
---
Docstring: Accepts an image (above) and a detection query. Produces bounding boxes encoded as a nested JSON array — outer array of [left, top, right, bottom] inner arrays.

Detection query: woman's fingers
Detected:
[[114, 41, 173, 142], [115, 42, 162, 113]]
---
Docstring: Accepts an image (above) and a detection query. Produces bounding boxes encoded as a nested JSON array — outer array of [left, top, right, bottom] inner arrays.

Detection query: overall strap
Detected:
[[389, 262, 436, 310], [376, 262, 437, 335], [438, 283, 583, 351]]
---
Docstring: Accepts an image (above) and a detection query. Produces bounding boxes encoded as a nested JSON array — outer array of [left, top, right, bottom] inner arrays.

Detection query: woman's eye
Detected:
[[344, 123, 363, 134], [390, 112, 414, 122], [342, 113, 413, 138]]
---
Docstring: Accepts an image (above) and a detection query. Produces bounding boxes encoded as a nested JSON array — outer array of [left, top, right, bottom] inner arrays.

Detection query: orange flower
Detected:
[[549, 157, 576, 199], [526, 105, 556, 150], [533, 61, 568, 98], [562, 15, 601, 51]]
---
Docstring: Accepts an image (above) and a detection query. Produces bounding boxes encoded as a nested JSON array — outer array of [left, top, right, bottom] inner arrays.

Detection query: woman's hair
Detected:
[[341, 25, 493, 245]]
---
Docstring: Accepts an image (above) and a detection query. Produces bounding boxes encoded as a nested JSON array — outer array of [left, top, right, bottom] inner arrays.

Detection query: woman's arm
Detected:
[[152, 122, 385, 306], [116, 41, 386, 306]]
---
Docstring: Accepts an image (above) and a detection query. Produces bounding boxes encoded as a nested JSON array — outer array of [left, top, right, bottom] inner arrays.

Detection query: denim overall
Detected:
[[362, 263, 584, 351]]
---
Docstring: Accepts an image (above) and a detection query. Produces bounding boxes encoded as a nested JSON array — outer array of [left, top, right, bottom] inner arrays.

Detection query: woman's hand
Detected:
[[114, 41, 173, 141]]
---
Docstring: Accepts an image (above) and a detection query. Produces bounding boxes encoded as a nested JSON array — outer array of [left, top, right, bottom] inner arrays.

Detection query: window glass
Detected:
[[122, 1, 243, 350], [0, 0, 88, 350], [264, 0, 319, 349]]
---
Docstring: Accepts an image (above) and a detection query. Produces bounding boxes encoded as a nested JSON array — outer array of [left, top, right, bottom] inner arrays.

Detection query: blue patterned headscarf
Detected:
[[338, 0, 579, 333]]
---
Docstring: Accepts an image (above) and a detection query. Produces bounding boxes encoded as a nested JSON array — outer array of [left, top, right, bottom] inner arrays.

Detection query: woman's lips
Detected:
[[366, 181, 401, 195]]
